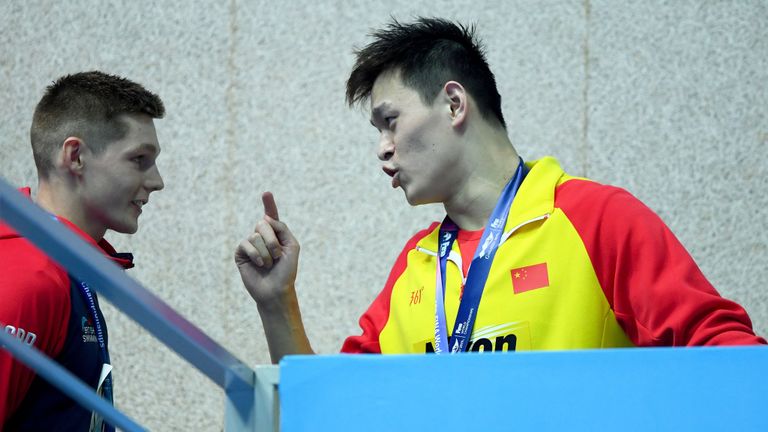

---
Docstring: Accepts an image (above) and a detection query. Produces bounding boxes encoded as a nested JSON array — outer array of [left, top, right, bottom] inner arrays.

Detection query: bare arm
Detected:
[[234, 192, 314, 363]]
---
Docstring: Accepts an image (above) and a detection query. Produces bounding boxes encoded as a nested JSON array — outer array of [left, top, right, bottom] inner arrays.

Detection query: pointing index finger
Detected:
[[262, 191, 280, 221]]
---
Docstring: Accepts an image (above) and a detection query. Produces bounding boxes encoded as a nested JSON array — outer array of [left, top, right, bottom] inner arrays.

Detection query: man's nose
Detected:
[[146, 164, 164, 192], [377, 133, 394, 161]]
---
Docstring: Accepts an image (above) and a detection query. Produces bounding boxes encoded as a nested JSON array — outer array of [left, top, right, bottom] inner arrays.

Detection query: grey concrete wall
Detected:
[[1, 0, 766, 429]]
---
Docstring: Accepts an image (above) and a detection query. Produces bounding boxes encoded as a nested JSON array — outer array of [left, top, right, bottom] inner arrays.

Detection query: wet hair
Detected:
[[30, 70, 165, 177], [346, 17, 506, 128]]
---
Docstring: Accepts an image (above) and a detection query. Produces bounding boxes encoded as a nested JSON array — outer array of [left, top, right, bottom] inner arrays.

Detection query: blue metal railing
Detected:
[[0, 330, 146, 431], [0, 177, 256, 430]]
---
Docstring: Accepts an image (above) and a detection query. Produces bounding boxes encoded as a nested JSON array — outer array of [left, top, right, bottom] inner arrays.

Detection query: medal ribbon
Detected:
[[433, 158, 527, 353]]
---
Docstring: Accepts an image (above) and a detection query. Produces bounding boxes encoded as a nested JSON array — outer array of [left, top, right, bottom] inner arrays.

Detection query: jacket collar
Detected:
[[506, 156, 565, 230], [417, 156, 566, 249], [0, 187, 134, 269]]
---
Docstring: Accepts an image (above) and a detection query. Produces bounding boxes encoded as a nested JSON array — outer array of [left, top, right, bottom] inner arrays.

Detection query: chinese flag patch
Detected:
[[510, 263, 549, 294]]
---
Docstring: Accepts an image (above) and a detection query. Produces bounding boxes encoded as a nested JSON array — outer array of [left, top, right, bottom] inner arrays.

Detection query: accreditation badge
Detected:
[[90, 363, 113, 432]]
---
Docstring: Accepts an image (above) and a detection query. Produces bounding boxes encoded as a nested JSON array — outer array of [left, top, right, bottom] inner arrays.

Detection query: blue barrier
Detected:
[[0, 177, 255, 429], [280, 346, 768, 432]]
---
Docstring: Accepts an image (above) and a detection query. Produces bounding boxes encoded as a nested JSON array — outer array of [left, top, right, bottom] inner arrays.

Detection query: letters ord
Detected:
[[4, 325, 37, 345]]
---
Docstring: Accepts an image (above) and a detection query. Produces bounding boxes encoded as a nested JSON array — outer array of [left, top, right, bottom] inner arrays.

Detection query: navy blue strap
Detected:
[[434, 158, 528, 353], [76, 280, 114, 432]]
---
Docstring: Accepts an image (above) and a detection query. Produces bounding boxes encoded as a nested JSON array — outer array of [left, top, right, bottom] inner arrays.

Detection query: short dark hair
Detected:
[[30, 71, 165, 177], [346, 17, 506, 128]]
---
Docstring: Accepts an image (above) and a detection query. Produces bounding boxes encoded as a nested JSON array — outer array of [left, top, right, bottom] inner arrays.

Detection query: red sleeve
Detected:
[[0, 245, 71, 423], [341, 224, 437, 353], [557, 179, 766, 347]]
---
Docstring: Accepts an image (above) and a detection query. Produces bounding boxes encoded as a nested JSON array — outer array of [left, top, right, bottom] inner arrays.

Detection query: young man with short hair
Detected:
[[235, 18, 764, 362], [0, 71, 165, 431]]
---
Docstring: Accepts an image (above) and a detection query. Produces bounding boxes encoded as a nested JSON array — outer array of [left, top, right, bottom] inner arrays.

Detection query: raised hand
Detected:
[[234, 192, 300, 305]]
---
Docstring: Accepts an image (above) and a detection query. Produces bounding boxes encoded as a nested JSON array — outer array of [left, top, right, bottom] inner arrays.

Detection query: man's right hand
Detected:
[[234, 192, 300, 306], [234, 192, 313, 362]]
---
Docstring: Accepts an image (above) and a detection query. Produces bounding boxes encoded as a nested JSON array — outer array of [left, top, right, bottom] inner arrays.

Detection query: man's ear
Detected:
[[443, 81, 468, 128], [59, 137, 88, 175]]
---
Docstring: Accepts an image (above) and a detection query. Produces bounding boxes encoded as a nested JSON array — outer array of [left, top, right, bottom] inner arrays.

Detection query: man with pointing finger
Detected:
[[234, 17, 765, 362], [234, 192, 310, 362]]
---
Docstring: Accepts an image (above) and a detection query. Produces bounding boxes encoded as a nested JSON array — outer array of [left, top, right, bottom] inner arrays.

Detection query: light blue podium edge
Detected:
[[279, 346, 767, 432]]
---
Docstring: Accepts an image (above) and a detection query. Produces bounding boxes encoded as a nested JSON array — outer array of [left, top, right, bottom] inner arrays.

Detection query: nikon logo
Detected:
[[425, 333, 517, 353]]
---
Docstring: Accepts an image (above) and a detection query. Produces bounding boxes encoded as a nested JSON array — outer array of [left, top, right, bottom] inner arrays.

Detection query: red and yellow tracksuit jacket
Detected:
[[342, 157, 765, 353]]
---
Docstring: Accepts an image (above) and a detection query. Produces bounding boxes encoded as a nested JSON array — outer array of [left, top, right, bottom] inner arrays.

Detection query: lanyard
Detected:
[[76, 280, 115, 432], [76, 280, 113, 399], [433, 158, 527, 353]]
